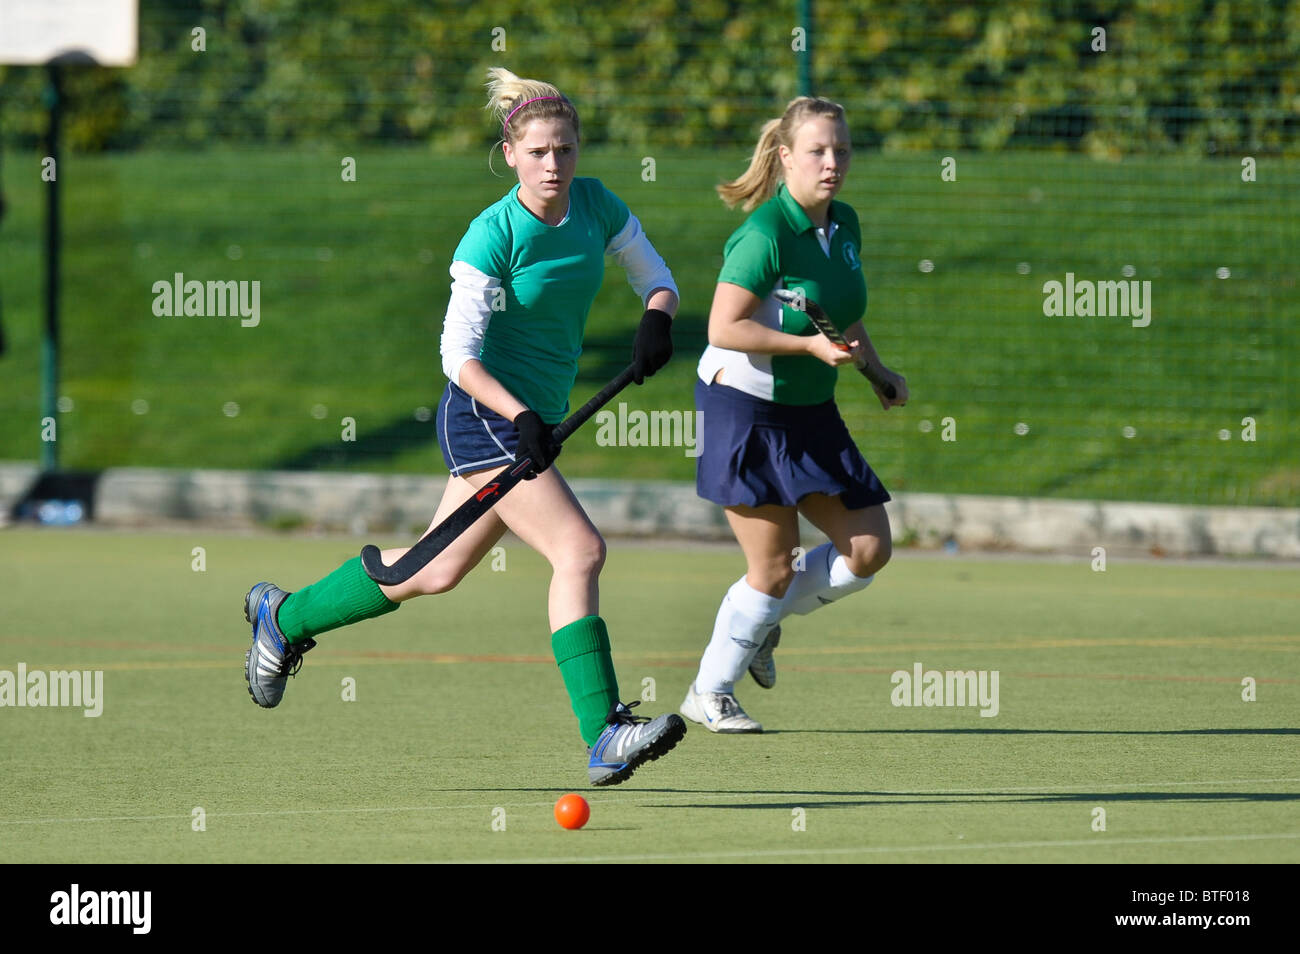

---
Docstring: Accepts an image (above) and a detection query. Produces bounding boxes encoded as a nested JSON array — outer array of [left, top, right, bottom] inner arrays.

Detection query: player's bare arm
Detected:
[[708, 281, 855, 365], [455, 358, 530, 422], [645, 286, 679, 316]]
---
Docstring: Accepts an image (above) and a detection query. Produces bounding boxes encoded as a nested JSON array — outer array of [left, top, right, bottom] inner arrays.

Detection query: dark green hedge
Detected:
[[2, 0, 1297, 154]]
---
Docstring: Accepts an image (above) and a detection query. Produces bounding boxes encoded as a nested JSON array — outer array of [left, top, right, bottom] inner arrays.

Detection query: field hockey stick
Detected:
[[773, 288, 897, 400], [360, 363, 638, 585]]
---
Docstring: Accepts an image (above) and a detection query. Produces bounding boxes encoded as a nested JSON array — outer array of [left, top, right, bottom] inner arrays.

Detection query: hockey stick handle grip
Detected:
[[774, 289, 897, 400], [551, 364, 637, 444]]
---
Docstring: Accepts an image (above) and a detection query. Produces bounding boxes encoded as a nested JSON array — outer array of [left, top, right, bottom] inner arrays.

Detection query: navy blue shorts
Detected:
[[436, 382, 531, 477], [694, 378, 890, 511]]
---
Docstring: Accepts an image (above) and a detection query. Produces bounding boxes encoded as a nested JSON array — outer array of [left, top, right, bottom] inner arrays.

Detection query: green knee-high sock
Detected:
[[276, 557, 399, 643], [552, 616, 620, 746]]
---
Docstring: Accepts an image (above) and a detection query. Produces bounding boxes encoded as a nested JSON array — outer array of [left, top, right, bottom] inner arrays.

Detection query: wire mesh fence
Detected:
[[0, 0, 1295, 505]]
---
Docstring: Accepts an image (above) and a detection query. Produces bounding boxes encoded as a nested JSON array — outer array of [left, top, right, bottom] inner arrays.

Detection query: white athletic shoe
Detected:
[[680, 683, 762, 733]]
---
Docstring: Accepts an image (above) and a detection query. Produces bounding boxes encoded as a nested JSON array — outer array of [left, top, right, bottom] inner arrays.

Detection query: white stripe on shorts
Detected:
[[470, 396, 515, 459], [441, 387, 459, 474]]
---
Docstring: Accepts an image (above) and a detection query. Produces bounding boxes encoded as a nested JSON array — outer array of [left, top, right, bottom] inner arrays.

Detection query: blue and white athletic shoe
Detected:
[[243, 582, 315, 708], [587, 701, 686, 786]]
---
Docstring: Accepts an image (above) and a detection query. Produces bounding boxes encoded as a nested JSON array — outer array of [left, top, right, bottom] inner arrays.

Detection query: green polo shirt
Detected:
[[710, 184, 867, 405]]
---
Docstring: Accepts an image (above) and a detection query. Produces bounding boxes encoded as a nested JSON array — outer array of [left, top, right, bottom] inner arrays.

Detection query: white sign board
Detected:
[[0, 0, 138, 66]]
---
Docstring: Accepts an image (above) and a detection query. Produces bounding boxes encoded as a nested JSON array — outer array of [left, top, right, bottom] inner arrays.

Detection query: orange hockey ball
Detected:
[[554, 793, 590, 830]]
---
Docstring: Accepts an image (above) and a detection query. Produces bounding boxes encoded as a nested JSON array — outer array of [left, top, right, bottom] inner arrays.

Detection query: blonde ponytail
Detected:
[[485, 66, 580, 144], [717, 97, 847, 211]]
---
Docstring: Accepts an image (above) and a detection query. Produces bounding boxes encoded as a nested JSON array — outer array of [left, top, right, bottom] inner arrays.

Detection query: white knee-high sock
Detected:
[[780, 542, 874, 618], [694, 578, 784, 694]]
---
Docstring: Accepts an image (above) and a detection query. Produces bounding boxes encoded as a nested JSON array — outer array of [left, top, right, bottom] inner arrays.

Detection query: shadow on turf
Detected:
[[641, 791, 1300, 810], [429, 788, 1300, 808], [764, 728, 1300, 736]]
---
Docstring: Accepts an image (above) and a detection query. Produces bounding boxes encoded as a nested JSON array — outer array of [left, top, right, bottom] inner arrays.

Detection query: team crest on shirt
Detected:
[[842, 242, 860, 270]]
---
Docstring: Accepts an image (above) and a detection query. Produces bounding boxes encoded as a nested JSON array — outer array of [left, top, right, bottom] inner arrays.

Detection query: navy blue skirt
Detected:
[[436, 382, 528, 477], [695, 379, 890, 510]]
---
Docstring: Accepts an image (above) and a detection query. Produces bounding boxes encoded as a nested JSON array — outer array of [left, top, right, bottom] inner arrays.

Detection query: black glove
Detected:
[[631, 308, 673, 384], [513, 409, 561, 479]]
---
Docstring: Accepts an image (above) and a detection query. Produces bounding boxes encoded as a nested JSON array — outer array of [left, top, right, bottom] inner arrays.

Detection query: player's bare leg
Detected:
[[796, 495, 892, 579], [469, 464, 604, 630], [729, 494, 885, 691], [724, 503, 803, 598], [453, 463, 684, 784], [376, 472, 510, 603]]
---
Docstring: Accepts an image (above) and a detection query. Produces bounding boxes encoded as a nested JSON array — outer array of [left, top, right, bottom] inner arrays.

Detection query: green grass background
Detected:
[[1, 529, 1296, 863], [0, 147, 1296, 505]]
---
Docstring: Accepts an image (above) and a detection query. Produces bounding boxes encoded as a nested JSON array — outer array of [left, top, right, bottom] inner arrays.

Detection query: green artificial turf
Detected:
[[2, 529, 1296, 863]]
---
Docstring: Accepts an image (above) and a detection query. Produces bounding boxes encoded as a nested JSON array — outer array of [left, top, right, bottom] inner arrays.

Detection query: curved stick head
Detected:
[[360, 544, 402, 585]]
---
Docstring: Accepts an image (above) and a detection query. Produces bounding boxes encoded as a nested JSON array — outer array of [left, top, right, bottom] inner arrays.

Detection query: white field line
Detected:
[[3, 777, 1298, 826], [446, 831, 1300, 864]]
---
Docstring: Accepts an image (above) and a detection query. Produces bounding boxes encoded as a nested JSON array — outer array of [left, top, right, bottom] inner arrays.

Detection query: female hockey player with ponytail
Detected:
[[683, 96, 908, 733], [243, 68, 686, 786]]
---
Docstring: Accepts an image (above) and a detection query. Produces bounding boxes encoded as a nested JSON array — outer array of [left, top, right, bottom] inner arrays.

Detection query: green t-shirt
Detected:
[[703, 184, 867, 405], [452, 177, 631, 422]]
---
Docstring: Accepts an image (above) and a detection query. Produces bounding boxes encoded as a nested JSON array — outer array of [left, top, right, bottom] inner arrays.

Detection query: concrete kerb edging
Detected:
[[887, 493, 1299, 558], [1, 462, 1297, 558], [0, 462, 39, 528]]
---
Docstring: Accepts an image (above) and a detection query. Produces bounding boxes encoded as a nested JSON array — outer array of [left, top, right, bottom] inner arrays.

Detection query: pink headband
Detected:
[[503, 96, 563, 137]]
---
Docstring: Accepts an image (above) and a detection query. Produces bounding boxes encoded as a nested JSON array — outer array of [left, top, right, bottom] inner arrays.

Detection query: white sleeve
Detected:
[[440, 261, 501, 386], [606, 214, 678, 305]]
